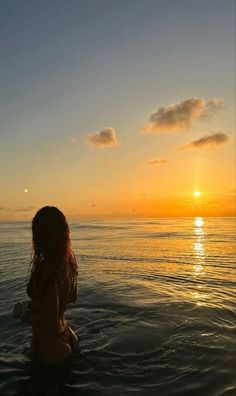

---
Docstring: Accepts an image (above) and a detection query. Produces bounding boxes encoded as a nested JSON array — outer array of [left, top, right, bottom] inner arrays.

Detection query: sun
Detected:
[[194, 190, 201, 197]]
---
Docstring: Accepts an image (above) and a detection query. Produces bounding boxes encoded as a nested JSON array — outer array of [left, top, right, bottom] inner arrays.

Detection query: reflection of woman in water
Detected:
[[14, 206, 78, 364]]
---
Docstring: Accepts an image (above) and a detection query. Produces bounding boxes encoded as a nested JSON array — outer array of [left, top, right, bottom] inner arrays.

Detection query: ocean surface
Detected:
[[0, 217, 235, 396]]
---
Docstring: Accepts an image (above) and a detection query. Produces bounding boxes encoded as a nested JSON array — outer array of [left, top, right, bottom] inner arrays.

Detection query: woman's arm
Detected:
[[13, 301, 43, 327], [69, 261, 79, 304], [67, 259, 78, 304], [19, 285, 60, 332], [67, 277, 78, 303]]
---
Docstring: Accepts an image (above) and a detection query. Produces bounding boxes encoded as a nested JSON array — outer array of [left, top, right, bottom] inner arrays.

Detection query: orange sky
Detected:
[[0, 1, 235, 220]]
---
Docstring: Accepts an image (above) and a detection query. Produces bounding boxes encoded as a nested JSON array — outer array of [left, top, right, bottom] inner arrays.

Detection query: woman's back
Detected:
[[13, 206, 78, 364], [27, 257, 78, 334]]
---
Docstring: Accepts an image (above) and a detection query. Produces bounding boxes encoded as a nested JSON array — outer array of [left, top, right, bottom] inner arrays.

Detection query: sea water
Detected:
[[0, 217, 235, 395]]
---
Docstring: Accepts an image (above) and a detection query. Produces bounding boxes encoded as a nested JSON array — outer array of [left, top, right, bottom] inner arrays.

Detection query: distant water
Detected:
[[0, 217, 235, 396]]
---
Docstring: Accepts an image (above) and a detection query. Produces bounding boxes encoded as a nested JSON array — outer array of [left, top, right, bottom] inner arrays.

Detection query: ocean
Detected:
[[0, 217, 235, 396]]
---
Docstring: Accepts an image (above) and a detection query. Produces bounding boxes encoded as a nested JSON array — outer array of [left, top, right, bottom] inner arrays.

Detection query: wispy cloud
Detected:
[[178, 132, 230, 151], [0, 205, 35, 212], [86, 127, 117, 148], [13, 206, 36, 212], [148, 159, 168, 165], [142, 98, 224, 134], [0, 206, 9, 211]]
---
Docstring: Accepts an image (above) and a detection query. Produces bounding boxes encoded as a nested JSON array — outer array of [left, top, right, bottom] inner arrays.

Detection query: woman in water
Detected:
[[13, 206, 78, 364]]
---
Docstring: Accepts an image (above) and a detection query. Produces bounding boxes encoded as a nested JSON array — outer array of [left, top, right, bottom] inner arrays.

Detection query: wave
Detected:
[[0, 218, 235, 395]]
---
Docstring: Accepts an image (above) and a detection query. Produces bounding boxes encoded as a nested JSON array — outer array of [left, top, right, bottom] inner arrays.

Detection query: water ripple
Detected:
[[0, 218, 235, 395]]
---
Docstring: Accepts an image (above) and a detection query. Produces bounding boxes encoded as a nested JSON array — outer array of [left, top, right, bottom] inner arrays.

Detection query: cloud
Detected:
[[143, 98, 224, 134], [87, 127, 117, 148], [13, 206, 36, 212], [0, 206, 9, 211], [148, 159, 168, 165], [200, 98, 224, 119], [0, 205, 35, 212], [178, 132, 229, 151]]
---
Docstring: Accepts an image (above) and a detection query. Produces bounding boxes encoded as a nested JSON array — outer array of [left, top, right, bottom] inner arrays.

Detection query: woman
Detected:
[[13, 206, 78, 364]]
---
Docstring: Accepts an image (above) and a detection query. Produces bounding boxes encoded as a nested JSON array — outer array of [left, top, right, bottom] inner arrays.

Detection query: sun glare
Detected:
[[195, 217, 204, 227], [194, 190, 201, 197]]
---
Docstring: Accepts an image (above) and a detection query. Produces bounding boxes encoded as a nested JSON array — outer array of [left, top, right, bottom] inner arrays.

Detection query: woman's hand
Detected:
[[13, 301, 29, 322]]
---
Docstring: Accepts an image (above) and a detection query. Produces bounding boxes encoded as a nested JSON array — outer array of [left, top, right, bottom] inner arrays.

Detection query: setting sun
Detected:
[[0, 0, 234, 222], [0, 2, 235, 395]]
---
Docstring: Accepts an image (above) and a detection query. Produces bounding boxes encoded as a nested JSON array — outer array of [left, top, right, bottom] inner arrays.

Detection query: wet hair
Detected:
[[27, 206, 78, 299]]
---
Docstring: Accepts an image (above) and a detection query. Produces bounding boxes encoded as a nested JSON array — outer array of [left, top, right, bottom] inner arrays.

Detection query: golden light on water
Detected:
[[195, 217, 204, 227], [192, 216, 208, 305], [194, 264, 204, 273], [193, 217, 205, 268]]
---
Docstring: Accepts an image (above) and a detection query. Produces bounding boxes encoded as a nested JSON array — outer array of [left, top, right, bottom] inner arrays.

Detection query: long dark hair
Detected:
[[27, 206, 77, 298]]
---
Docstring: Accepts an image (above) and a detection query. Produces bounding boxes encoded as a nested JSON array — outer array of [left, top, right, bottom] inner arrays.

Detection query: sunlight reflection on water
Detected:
[[0, 218, 235, 396], [194, 217, 205, 274], [192, 217, 208, 306], [195, 217, 204, 228]]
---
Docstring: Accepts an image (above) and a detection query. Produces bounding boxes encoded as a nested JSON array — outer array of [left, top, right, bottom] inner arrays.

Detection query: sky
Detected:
[[0, 0, 235, 220]]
